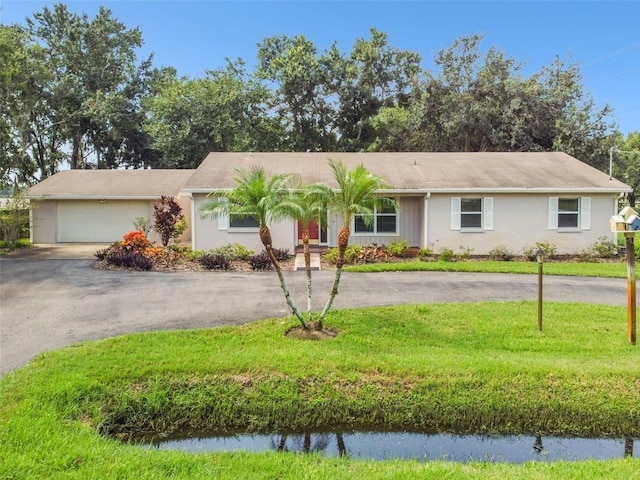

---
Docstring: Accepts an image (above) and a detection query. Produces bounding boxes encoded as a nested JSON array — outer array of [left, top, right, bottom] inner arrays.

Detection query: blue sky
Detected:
[[2, 0, 639, 135]]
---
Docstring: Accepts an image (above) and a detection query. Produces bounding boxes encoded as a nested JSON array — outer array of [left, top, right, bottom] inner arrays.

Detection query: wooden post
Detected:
[[537, 259, 543, 332], [625, 232, 636, 345], [536, 249, 544, 332]]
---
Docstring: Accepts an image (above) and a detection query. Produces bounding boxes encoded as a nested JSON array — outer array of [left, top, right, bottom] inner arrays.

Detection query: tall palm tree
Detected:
[[276, 188, 326, 327], [307, 159, 395, 329], [200, 165, 309, 330]]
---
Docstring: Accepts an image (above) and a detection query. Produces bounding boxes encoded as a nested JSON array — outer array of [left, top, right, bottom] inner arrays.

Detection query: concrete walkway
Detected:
[[293, 253, 321, 270], [4, 243, 109, 260]]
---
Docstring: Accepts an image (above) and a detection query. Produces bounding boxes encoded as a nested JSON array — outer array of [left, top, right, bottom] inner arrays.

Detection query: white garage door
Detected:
[[58, 200, 150, 242]]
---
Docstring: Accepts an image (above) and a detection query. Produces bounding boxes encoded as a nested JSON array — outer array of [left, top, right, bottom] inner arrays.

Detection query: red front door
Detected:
[[298, 221, 320, 245]]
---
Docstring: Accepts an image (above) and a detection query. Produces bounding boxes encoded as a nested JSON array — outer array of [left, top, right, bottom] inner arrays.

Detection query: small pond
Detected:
[[143, 431, 637, 463]]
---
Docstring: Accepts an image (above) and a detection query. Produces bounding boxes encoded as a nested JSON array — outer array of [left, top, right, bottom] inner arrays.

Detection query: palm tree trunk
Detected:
[[318, 225, 350, 327], [261, 225, 309, 330], [301, 226, 313, 326]]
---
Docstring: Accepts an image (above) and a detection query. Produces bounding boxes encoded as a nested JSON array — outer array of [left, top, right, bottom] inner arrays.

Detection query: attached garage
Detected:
[[57, 200, 152, 243], [27, 169, 195, 244]]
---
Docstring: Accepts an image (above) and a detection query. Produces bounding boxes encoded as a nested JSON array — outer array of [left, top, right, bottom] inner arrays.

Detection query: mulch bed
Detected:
[[94, 252, 334, 272]]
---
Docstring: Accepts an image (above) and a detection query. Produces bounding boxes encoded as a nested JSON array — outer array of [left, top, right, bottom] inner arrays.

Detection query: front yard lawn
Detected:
[[1, 302, 638, 479]]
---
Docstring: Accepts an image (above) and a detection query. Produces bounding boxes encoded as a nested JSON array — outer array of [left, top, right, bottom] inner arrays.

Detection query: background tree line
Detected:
[[1, 3, 638, 197]]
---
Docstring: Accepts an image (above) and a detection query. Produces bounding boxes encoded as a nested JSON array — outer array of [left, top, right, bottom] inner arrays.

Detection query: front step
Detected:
[[294, 253, 321, 271]]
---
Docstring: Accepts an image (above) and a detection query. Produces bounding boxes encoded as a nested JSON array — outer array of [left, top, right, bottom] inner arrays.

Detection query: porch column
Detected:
[[422, 193, 430, 249]]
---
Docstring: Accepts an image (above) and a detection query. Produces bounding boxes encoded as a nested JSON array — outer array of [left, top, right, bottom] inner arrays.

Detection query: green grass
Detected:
[[0, 237, 30, 255], [1, 302, 639, 479], [344, 259, 633, 277]]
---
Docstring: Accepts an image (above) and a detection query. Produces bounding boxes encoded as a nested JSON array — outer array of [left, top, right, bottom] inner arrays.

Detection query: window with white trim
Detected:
[[229, 215, 259, 229], [548, 197, 590, 230], [354, 199, 398, 234], [558, 198, 579, 228], [461, 198, 482, 228], [451, 197, 493, 231], [215, 197, 260, 231]]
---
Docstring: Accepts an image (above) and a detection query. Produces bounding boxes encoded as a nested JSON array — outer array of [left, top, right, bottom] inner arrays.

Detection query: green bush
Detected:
[[439, 247, 455, 262], [523, 242, 557, 261], [323, 245, 361, 264], [387, 239, 410, 257], [488, 245, 514, 261], [417, 247, 433, 259], [458, 245, 474, 259], [0, 190, 31, 249], [211, 243, 254, 261], [132, 217, 151, 236], [589, 236, 618, 259]]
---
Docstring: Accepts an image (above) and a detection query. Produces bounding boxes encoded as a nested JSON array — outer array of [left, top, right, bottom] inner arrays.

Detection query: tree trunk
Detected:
[[318, 225, 350, 325], [261, 225, 309, 330], [71, 136, 81, 169], [301, 226, 314, 326]]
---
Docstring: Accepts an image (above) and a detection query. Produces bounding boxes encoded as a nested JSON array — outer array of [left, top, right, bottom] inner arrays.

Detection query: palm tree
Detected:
[[276, 188, 326, 327], [200, 166, 309, 330], [307, 159, 395, 329]]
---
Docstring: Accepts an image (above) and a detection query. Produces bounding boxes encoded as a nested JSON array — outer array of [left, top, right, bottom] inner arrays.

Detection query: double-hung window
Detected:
[[549, 197, 590, 230], [558, 198, 579, 228], [461, 198, 482, 228], [451, 197, 493, 231], [354, 199, 398, 234]]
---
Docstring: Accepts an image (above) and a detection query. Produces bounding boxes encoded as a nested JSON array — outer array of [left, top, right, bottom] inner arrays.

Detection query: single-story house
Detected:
[[28, 152, 632, 255], [27, 169, 195, 244]]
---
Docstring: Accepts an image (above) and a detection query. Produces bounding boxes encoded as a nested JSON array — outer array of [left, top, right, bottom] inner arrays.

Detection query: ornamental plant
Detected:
[[121, 230, 150, 250], [153, 195, 184, 247]]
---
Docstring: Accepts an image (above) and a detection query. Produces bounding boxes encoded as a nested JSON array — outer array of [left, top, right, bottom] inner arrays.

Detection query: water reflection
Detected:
[[146, 432, 637, 463]]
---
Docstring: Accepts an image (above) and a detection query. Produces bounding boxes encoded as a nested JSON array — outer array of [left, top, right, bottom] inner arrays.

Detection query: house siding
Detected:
[[345, 196, 422, 247], [192, 193, 295, 252], [426, 193, 618, 255], [30, 200, 57, 244], [30, 198, 192, 245], [192, 192, 618, 255]]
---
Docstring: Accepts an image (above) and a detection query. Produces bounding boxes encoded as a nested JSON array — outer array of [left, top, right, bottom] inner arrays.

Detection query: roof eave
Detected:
[[379, 187, 632, 194], [182, 187, 632, 195], [26, 194, 166, 200]]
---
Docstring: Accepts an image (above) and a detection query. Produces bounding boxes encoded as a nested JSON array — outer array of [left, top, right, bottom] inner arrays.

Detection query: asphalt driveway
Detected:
[[0, 245, 632, 376]]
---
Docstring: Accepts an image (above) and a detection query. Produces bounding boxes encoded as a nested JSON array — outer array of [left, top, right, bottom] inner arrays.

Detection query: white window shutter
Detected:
[[548, 197, 558, 230], [451, 197, 461, 230], [484, 197, 493, 230], [218, 197, 229, 231], [581, 197, 591, 230]]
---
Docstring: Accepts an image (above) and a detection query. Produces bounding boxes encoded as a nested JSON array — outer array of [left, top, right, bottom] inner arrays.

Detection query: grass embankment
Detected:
[[345, 259, 632, 277], [1, 302, 639, 479]]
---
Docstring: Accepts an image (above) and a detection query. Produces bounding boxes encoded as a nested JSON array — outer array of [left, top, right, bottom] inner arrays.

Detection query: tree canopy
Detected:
[[1, 4, 626, 188]]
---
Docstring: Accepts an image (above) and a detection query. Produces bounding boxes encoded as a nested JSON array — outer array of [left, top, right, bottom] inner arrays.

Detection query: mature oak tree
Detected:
[[2, 4, 623, 184], [143, 60, 279, 169], [389, 34, 618, 174], [25, 4, 154, 172]]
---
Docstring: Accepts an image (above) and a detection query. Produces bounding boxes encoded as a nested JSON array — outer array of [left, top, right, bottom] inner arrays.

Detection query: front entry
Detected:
[[297, 220, 327, 245]]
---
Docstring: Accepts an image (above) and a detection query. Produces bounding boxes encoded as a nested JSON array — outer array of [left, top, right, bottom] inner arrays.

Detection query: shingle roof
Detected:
[[182, 152, 631, 193], [27, 169, 195, 199], [25, 153, 632, 198]]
